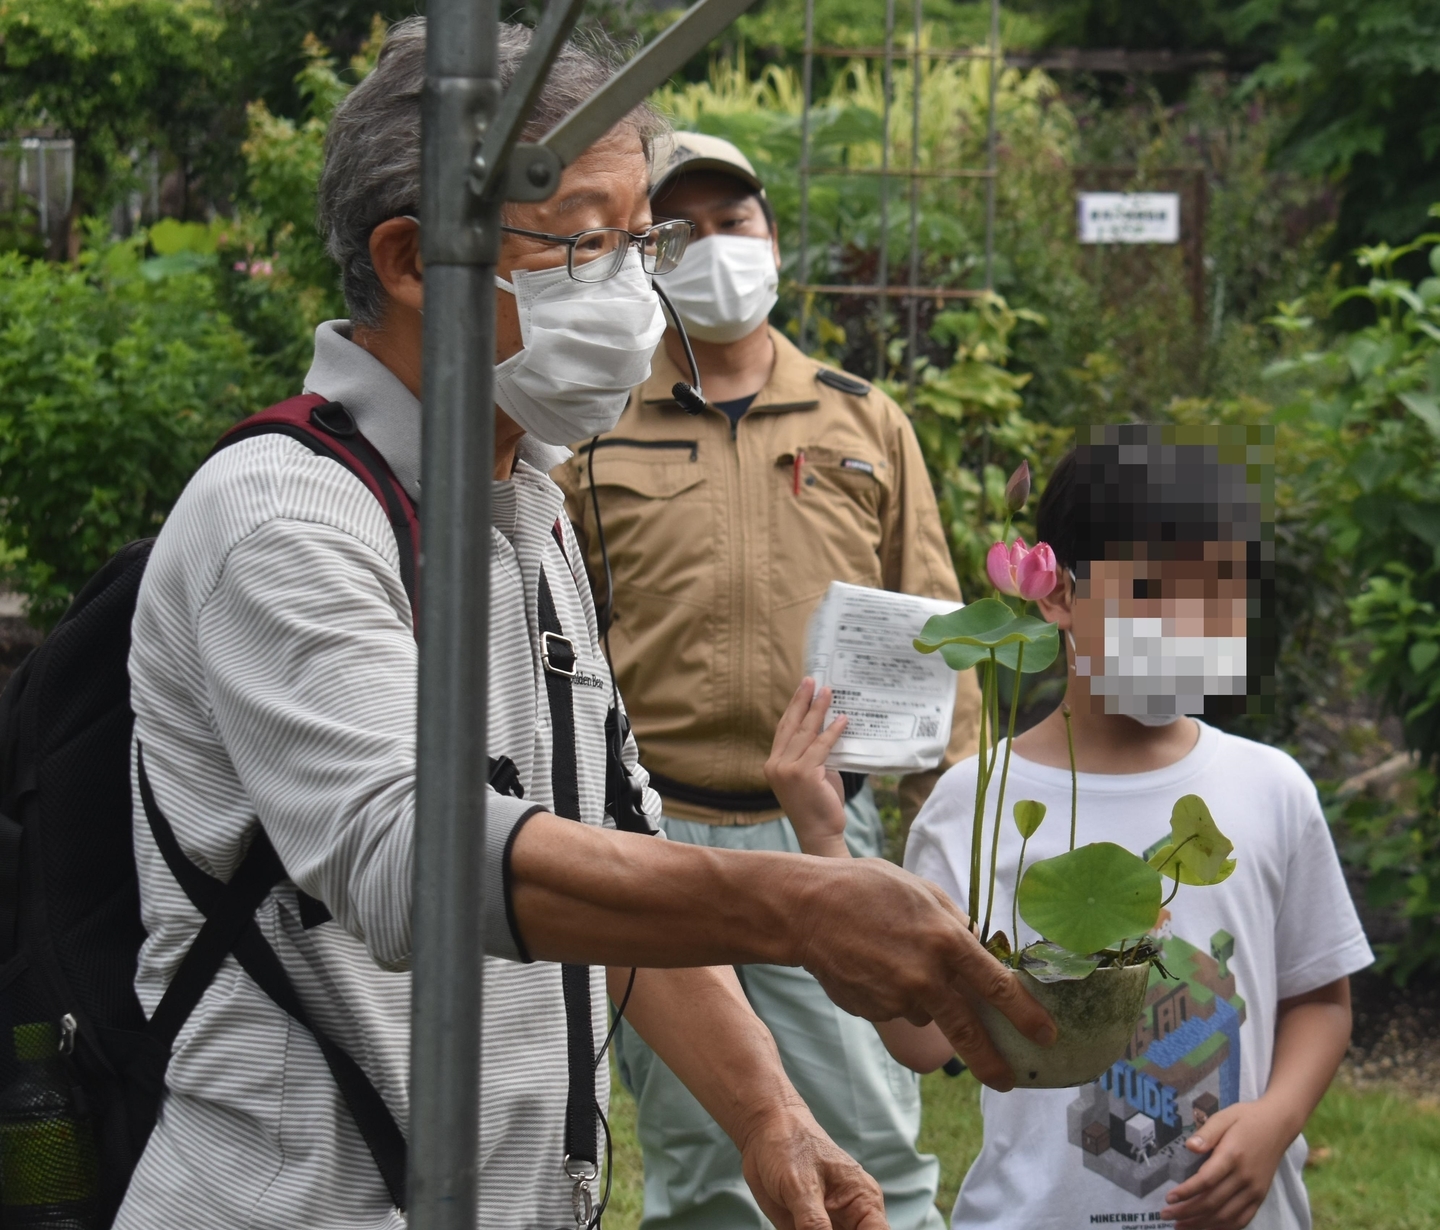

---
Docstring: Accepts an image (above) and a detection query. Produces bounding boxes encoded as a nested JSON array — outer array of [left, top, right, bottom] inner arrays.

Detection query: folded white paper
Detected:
[[804, 581, 962, 775]]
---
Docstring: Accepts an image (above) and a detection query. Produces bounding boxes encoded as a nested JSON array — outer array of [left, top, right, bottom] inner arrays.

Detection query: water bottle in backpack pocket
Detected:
[[0, 1000, 99, 1228]]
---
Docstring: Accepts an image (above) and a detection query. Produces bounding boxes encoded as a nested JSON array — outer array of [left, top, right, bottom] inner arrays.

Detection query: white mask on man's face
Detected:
[[1073, 617, 1247, 723], [493, 249, 666, 445], [656, 234, 779, 343]]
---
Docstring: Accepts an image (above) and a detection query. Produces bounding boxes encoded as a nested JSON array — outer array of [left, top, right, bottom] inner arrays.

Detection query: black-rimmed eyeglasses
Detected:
[[500, 220, 693, 283]]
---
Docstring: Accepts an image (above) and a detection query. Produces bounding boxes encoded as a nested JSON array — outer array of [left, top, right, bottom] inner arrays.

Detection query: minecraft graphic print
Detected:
[[1066, 924, 1245, 1199]]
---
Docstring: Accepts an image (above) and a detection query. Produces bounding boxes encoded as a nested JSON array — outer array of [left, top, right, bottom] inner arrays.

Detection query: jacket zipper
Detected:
[[579, 437, 698, 461]]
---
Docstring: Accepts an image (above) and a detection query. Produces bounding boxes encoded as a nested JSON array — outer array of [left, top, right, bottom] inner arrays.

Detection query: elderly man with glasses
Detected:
[[119, 18, 1051, 1230]]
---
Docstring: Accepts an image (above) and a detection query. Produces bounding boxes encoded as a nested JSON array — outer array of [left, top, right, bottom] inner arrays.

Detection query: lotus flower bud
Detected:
[[1004, 460, 1031, 513]]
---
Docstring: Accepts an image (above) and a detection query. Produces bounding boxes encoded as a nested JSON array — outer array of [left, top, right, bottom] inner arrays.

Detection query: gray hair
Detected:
[[318, 16, 666, 327]]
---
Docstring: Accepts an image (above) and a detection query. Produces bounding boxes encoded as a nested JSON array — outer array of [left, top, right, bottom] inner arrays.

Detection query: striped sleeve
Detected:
[[196, 517, 535, 967]]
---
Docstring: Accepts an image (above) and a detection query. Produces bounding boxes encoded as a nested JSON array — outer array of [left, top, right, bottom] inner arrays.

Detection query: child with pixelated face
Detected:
[[1052, 430, 1273, 727], [765, 427, 1369, 1230]]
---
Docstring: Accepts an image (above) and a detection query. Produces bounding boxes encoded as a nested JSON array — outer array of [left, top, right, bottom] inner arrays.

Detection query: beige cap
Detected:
[[650, 131, 765, 197]]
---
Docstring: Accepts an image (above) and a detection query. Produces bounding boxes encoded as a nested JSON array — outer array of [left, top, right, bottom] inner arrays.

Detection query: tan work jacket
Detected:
[[555, 328, 981, 825]]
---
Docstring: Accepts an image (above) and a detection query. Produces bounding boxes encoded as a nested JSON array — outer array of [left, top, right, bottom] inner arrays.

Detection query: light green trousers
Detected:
[[613, 787, 945, 1230]]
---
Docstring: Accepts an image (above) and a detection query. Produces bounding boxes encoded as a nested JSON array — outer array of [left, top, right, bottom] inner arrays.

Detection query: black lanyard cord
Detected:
[[583, 965, 637, 1230]]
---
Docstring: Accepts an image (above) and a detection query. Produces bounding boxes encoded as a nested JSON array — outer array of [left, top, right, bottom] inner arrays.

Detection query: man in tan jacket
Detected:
[[554, 134, 980, 1230]]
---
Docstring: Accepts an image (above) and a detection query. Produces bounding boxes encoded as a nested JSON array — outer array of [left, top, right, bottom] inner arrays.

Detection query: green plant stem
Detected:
[[982, 643, 1024, 942], [985, 656, 1002, 790], [1063, 703, 1077, 851], [968, 659, 991, 929], [1156, 834, 1199, 908], [1012, 834, 1028, 950]]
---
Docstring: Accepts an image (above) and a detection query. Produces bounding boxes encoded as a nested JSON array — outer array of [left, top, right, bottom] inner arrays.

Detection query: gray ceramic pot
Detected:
[[975, 963, 1150, 1089]]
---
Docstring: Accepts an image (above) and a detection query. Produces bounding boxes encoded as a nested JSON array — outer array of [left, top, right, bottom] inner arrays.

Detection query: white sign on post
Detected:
[[1077, 192, 1180, 244]]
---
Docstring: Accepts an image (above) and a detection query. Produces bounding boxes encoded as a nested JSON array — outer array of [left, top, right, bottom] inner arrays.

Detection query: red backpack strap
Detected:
[[213, 395, 420, 631]]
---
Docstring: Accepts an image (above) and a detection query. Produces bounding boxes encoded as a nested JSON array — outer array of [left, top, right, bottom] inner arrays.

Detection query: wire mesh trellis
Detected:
[[795, 0, 1001, 397]]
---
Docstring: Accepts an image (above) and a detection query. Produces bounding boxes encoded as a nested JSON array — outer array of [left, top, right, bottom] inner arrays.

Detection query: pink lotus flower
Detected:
[[987, 538, 1058, 600]]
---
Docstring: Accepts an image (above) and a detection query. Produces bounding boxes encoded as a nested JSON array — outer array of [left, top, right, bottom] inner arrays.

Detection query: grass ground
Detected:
[[602, 1067, 1440, 1229]]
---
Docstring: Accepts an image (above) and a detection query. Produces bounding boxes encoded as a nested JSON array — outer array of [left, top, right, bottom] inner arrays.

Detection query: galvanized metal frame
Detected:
[[796, 0, 1003, 384], [2, 136, 74, 258], [411, 3, 758, 1226]]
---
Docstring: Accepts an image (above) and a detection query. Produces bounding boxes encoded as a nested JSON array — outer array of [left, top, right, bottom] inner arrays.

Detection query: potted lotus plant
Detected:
[[913, 462, 1236, 1087]]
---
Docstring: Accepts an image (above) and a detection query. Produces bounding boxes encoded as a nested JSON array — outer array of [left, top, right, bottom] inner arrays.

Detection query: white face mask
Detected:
[[494, 249, 666, 445], [655, 234, 779, 343], [1073, 617, 1247, 723]]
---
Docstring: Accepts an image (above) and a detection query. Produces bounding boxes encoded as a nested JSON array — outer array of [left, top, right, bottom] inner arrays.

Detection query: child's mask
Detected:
[[1073, 618, 1247, 722]]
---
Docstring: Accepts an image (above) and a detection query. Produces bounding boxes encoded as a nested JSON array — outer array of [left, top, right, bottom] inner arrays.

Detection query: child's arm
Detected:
[[1162, 977, 1352, 1230], [765, 681, 959, 1074]]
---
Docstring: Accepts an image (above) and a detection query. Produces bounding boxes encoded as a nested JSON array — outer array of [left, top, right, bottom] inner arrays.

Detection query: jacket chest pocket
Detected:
[[771, 445, 888, 606], [583, 440, 710, 609]]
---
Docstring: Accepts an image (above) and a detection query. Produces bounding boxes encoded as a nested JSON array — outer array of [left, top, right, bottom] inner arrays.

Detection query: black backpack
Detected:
[[0, 397, 417, 1226]]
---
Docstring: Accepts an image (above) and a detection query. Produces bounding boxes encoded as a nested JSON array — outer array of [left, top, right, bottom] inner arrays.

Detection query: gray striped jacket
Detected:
[[119, 321, 659, 1228]]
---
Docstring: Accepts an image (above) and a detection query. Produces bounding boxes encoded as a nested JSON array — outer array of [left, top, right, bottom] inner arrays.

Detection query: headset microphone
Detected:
[[651, 280, 706, 415]]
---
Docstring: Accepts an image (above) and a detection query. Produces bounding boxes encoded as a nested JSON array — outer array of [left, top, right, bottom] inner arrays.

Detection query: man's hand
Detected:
[[1162, 1100, 1293, 1229], [736, 1100, 888, 1230], [766, 679, 850, 858], [612, 966, 889, 1228], [792, 858, 1054, 1090]]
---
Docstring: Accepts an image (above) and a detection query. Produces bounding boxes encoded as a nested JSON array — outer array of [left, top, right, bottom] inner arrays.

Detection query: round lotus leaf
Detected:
[[935, 621, 1060, 674], [914, 599, 1014, 651], [1017, 843, 1163, 956], [1013, 799, 1047, 839]]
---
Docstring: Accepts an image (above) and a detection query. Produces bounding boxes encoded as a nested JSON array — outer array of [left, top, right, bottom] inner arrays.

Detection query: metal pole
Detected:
[[905, 0, 922, 402], [408, 3, 761, 1223], [411, 0, 498, 1223], [876, 0, 895, 379], [982, 0, 999, 291], [36, 143, 48, 256], [798, 0, 815, 354]]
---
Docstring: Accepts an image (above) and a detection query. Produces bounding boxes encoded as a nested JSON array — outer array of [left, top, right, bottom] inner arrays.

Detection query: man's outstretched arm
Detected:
[[509, 815, 1054, 1091], [610, 965, 887, 1230]]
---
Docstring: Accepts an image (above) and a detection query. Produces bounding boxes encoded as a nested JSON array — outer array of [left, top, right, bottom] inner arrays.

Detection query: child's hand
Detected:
[[764, 678, 850, 858], [1162, 1099, 1296, 1229]]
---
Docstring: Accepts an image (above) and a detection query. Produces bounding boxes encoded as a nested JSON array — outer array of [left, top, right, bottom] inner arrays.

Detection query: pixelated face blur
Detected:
[[1068, 539, 1251, 720]]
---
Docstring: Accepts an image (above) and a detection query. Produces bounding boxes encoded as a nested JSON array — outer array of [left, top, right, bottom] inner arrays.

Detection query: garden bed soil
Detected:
[[1343, 969, 1440, 1102]]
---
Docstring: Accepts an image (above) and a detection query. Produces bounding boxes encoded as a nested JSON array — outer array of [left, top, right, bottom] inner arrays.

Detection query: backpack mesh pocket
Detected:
[[0, 966, 98, 1228]]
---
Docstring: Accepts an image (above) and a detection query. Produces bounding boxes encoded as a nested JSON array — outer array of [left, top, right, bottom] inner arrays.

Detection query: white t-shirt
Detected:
[[905, 721, 1372, 1230]]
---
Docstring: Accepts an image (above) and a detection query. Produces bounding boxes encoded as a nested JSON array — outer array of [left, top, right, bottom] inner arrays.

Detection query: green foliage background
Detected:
[[0, 229, 278, 624]]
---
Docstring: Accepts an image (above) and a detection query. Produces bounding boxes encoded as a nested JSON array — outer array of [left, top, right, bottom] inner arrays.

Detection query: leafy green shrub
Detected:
[[0, 0, 228, 214], [1328, 772, 1440, 986], [0, 229, 279, 626], [213, 28, 375, 390], [877, 295, 1070, 601], [1254, 207, 1440, 981], [0, 25, 372, 628]]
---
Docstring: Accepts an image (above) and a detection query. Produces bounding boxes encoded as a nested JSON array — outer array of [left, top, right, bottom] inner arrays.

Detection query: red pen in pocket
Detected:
[[793, 449, 806, 495]]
